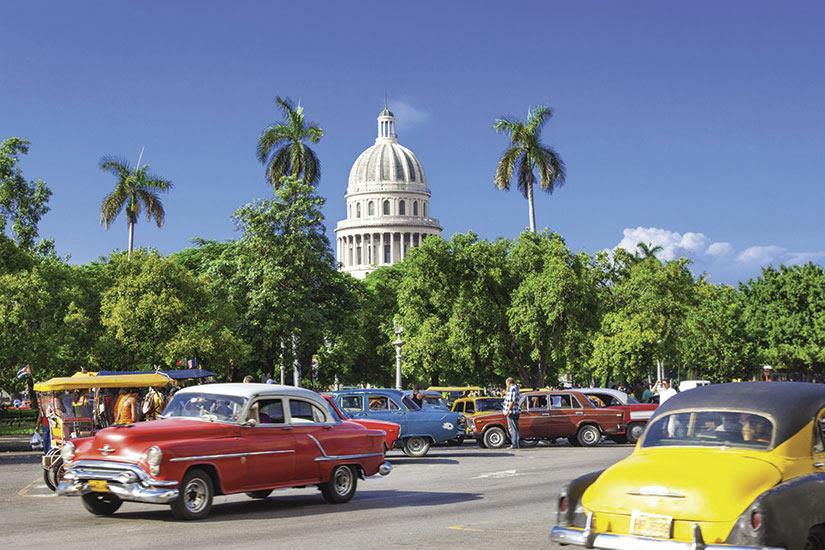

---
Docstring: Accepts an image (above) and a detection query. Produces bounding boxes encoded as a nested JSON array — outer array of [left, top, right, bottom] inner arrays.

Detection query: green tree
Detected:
[[203, 176, 354, 383], [98, 250, 247, 375], [590, 254, 697, 384], [0, 138, 52, 250], [679, 281, 754, 382], [507, 231, 601, 387], [493, 105, 566, 233], [257, 97, 324, 189], [99, 155, 172, 259], [742, 264, 825, 376]]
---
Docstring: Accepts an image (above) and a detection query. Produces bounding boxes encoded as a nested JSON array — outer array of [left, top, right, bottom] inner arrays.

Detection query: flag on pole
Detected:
[[16, 365, 30, 379], [187, 357, 198, 369]]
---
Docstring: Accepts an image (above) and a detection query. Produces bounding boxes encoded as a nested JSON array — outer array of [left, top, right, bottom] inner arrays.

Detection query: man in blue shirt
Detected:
[[503, 377, 521, 449]]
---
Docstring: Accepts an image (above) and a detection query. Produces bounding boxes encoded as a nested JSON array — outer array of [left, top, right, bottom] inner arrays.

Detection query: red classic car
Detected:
[[470, 390, 625, 448], [321, 394, 400, 451], [577, 387, 658, 443], [56, 384, 392, 520]]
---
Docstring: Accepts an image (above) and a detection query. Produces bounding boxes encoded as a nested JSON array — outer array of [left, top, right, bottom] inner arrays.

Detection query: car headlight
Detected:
[[145, 446, 162, 476], [60, 441, 75, 464], [458, 415, 466, 425]]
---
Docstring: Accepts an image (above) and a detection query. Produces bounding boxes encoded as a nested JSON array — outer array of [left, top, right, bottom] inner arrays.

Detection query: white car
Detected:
[[678, 379, 710, 392]]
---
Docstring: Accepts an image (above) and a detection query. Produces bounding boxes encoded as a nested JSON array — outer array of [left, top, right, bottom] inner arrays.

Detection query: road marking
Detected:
[[472, 469, 523, 479], [448, 525, 533, 534], [17, 477, 44, 497]]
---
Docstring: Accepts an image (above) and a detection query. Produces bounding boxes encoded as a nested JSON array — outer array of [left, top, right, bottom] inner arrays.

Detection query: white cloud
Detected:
[[706, 242, 734, 257], [737, 245, 787, 264], [616, 226, 706, 261], [389, 99, 429, 129], [613, 227, 824, 282]]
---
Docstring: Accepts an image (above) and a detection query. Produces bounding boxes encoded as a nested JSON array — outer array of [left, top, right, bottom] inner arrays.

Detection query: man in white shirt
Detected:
[[656, 379, 678, 404]]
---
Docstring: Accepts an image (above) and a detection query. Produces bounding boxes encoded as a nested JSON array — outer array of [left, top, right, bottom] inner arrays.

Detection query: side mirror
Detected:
[[243, 418, 257, 427]]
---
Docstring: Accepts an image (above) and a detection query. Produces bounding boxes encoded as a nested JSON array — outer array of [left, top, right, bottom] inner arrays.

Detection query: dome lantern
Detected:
[[377, 108, 397, 141]]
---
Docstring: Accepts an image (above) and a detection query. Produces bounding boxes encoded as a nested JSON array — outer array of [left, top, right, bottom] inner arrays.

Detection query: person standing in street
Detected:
[[503, 377, 521, 449], [655, 379, 678, 404]]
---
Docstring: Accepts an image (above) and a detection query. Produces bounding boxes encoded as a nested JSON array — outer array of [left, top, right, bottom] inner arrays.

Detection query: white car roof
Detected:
[[576, 387, 629, 404], [177, 383, 326, 406]]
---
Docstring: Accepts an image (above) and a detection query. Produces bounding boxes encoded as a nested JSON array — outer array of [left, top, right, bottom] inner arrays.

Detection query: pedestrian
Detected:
[[641, 383, 654, 403], [502, 377, 521, 449], [655, 379, 678, 404], [242, 375, 254, 383]]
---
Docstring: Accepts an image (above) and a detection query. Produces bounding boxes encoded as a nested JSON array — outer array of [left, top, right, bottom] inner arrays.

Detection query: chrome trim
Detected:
[[169, 449, 294, 463], [378, 461, 392, 476], [626, 489, 686, 498], [307, 434, 327, 456], [57, 459, 180, 504], [314, 452, 384, 462], [550, 524, 783, 550]]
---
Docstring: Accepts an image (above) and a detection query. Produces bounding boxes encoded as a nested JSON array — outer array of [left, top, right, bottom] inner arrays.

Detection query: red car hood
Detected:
[[76, 418, 238, 463]]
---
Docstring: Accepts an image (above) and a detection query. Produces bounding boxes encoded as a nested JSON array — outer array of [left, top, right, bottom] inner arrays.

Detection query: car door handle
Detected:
[[541, 413, 549, 416], [575, 412, 584, 416], [815, 462, 825, 469], [280, 426, 293, 431], [323, 425, 333, 430]]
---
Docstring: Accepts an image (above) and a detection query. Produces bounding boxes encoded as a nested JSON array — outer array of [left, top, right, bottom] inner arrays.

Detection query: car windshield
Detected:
[[162, 393, 245, 423], [476, 398, 504, 412], [643, 410, 774, 450], [423, 396, 447, 407]]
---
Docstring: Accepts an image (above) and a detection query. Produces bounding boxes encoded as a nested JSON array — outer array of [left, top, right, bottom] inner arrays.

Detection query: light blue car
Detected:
[[332, 389, 466, 457]]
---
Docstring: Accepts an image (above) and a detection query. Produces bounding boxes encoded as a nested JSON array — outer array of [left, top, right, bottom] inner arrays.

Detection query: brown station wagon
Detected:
[[469, 390, 625, 448]]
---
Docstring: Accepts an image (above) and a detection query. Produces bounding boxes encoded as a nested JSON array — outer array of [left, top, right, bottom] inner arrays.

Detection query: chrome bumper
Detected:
[[378, 461, 392, 476], [56, 460, 179, 505], [550, 525, 782, 550]]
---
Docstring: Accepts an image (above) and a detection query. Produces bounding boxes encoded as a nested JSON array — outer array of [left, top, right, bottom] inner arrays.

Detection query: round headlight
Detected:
[[145, 446, 162, 476], [60, 441, 75, 464]]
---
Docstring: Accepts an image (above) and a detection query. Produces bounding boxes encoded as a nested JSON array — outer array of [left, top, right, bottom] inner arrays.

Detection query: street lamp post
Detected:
[[393, 322, 404, 390]]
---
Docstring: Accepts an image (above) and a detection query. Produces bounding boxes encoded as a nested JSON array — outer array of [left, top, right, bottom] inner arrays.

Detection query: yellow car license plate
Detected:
[[87, 479, 109, 493], [630, 512, 672, 538]]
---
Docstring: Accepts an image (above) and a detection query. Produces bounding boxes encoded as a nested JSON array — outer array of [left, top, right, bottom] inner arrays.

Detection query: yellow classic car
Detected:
[[451, 396, 504, 433], [551, 382, 825, 550]]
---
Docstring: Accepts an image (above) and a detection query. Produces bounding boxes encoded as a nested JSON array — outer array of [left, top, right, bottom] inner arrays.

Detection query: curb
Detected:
[[0, 437, 34, 453]]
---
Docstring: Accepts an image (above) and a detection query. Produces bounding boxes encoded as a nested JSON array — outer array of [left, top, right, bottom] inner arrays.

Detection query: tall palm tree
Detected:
[[99, 155, 172, 259], [257, 96, 324, 188], [493, 105, 566, 233]]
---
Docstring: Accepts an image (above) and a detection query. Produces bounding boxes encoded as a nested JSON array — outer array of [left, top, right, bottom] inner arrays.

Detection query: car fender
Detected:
[[558, 470, 604, 527], [726, 472, 825, 549]]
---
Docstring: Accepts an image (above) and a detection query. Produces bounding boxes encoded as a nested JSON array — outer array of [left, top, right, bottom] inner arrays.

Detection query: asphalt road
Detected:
[[0, 443, 632, 549]]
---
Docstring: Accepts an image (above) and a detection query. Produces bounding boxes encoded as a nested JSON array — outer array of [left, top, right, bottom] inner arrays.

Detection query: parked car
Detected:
[[451, 396, 504, 434], [427, 386, 485, 406], [332, 388, 466, 457], [56, 384, 391, 520], [321, 393, 400, 451], [551, 382, 825, 549], [578, 387, 658, 443], [470, 390, 625, 448]]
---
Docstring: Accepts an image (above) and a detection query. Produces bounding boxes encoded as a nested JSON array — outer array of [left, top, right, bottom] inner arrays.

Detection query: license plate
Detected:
[[87, 479, 109, 493], [630, 512, 672, 538]]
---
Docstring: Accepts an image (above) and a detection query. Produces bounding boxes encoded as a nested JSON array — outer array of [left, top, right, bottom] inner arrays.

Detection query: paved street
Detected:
[[0, 443, 632, 549]]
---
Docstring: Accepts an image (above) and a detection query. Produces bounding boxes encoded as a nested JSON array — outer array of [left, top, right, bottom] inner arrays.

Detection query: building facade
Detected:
[[335, 108, 442, 279]]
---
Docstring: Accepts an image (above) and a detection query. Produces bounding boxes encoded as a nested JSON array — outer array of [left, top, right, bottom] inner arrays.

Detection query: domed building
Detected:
[[335, 107, 442, 279]]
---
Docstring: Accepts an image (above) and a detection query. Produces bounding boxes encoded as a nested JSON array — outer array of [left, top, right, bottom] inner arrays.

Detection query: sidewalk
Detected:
[[0, 436, 34, 453]]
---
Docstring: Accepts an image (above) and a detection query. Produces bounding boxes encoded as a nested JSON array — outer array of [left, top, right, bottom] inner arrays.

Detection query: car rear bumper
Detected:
[[56, 459, 179, 504], [550, 526, 781, 550]]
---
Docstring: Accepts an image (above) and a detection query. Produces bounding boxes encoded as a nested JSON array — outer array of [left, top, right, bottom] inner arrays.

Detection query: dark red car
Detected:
[[470, 390, 625, 448], [577, 387, 658, 443], [321, 394, 400, 452]]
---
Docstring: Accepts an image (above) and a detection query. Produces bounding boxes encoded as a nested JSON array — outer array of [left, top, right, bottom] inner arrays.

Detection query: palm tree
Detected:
[[99, 155, 172, 259], [493, 105, 566, 233], [636, 242, 664, 260], [257, 96, 324, 188]]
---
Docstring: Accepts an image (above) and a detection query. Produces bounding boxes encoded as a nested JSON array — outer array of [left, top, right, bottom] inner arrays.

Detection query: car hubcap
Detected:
[[490, 432, 502, 446], [584, 430, 596, 443], [409, 438, 423, 452], [630, 425, 643, 440], [335, 467, 353, 496], [184, 478, 208, 514]]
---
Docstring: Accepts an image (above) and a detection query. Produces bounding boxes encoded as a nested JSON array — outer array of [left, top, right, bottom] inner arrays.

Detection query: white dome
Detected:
[[347, 110, 428, 193]]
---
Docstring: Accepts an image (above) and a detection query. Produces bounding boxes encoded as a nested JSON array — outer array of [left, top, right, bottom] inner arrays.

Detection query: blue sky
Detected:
[[2, 1, 823, 283]]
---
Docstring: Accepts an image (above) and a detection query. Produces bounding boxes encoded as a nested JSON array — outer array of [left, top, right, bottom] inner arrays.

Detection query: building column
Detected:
[[367, 233, 372, 264], [401, 232, 406, 260], [390, 232, 395, 263], [380, 232, 385, 264]]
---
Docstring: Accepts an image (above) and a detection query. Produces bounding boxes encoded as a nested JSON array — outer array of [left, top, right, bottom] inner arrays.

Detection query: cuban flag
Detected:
[[186, 358, 198, 369], [16, 365, 30, 379]]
